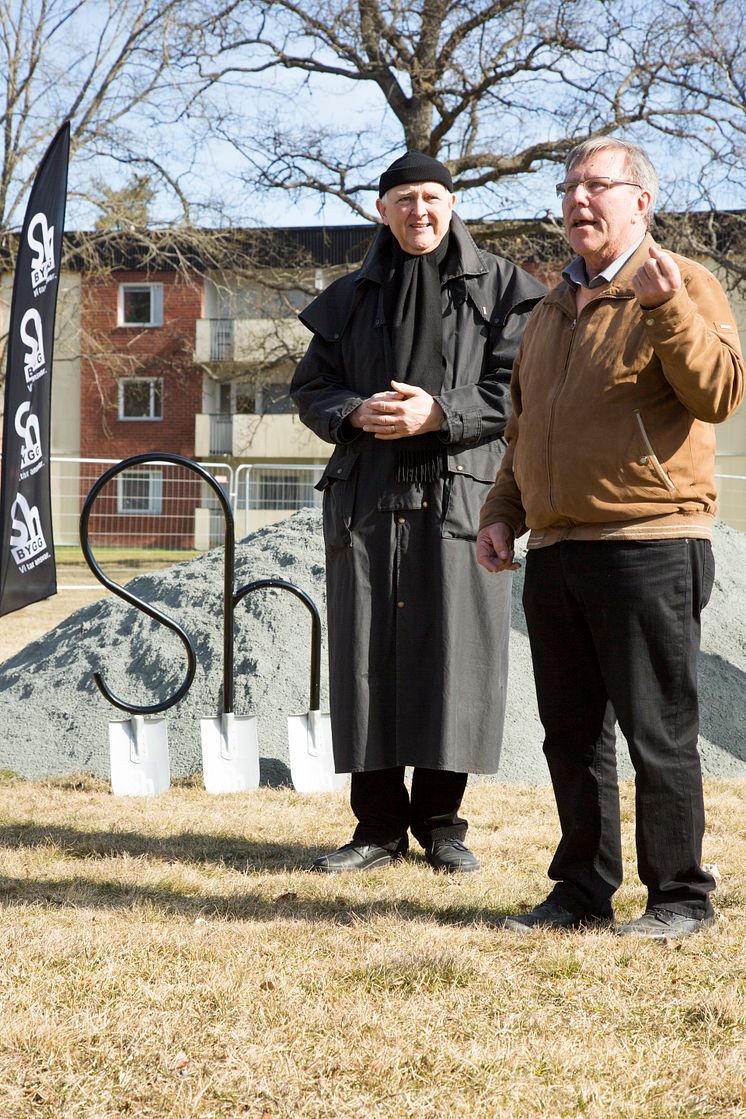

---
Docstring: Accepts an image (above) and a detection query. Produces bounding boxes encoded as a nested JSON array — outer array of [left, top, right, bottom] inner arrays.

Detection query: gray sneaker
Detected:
[[616, 908, 716, 939], [501, 897, 613, 933]]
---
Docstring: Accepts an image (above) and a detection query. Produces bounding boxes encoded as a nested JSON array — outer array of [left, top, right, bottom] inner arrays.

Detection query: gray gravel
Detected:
[[1, 508, 744, 785]]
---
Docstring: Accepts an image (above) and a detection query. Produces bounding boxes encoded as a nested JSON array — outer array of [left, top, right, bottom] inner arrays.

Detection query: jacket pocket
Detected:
[[441, 468, 495, 541], [634, 410, 676, 493], [316, 450, 360, 549]]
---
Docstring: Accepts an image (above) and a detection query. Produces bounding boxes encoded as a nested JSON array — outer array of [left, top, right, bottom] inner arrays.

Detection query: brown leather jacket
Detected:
[[479, 234, 744, 544]]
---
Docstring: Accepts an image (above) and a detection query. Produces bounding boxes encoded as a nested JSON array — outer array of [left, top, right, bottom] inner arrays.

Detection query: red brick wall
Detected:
[[80, 269, 204, 460]]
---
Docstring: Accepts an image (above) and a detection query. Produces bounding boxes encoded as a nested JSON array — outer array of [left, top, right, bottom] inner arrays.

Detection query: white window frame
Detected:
[[116, 470, 163, 516], [256, 380, 295, 415], [118, 283, 164, 327], [118, 377, 163, 421]]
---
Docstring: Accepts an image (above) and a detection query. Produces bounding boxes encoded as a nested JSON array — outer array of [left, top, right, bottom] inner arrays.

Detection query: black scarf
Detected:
[[385, 232, 453, 483]]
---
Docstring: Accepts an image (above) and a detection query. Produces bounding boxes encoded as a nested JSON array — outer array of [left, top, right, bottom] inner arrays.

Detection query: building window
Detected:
[[119, 377, 163, 420], [116, 470, 163, 515], [210, 318, 234, 360], [118, 283, 163, 327], [234, 383, 256, 414], [257, 381, 296, 414]]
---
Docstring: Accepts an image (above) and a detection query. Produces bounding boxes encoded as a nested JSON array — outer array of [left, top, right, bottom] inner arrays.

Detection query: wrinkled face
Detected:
[[561, 148, 651, 278], [376, 181, 455, 255]]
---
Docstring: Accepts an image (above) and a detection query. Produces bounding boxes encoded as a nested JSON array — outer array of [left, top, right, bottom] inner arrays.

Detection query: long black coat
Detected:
[[291, 215, 545, 773]]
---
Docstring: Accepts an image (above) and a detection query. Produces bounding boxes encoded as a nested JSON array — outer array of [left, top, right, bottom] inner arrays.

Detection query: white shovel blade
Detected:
[[288, 711, 347, 794], [109, 715, 170, 797], [200, 712, 260, 793]]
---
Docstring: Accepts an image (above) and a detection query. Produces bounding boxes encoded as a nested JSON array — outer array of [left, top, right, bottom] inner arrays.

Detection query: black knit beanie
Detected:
[[378, 150, 453, 196]]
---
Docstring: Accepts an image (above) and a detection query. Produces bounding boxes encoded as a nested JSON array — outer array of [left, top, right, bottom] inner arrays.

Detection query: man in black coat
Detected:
[[291, 151, 545, 873]]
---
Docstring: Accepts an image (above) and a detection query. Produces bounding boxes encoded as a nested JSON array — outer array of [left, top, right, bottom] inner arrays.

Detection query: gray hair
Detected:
[[565, 138, 659, 227]]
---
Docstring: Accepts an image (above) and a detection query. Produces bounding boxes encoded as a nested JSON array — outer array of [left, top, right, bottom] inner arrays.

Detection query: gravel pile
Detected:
[[1, 509, 744, 784]]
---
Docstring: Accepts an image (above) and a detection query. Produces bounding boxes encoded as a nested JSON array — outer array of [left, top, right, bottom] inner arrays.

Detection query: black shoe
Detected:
[[616, 908, 717, 940], [425, 838, 479, 874], [501, 897, 613, 933], [311, 840, 405, 873]]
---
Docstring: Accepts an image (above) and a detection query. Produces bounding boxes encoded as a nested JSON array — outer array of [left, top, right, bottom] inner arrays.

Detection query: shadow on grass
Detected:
[[0, 866, 502, 928], [0, 823, 316, 873]]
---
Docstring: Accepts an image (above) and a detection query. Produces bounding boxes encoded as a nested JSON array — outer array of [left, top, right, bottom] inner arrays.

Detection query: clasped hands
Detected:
[[349, 379, 444, 439]]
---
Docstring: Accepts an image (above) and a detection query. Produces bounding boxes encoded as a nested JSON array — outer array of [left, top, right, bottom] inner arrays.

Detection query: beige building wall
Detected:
[[48, 274, 83, 545], [50, 273, 81, 456], [714, 270, 746, 530], [194, 411, 329, 461]]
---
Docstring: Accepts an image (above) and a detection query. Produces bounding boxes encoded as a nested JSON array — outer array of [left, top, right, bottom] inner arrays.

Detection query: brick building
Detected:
[[80, 268, 204, 461]]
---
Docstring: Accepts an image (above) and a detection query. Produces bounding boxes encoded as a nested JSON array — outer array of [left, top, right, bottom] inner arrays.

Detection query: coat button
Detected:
[[456, 465, 464, 471], [397, 516, 406, 524], [422, 501, 428, 508], [397, 601, 405, 608], [645, 317, 655, 326], [336, 467, 343, 474], [639, 456, 649, 465]]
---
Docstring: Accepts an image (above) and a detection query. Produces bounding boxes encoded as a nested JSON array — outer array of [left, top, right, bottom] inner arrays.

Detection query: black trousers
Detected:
[[522, 538, 716, 920], [350, 767, 468, 851]]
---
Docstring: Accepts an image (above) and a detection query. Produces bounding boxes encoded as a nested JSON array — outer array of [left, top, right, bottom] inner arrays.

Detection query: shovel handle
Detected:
[[233, 578, 322, 711], [80, 452, 233, 716]]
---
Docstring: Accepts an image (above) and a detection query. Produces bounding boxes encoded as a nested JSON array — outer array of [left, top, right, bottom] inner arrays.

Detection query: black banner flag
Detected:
[[0, 121, 70, 617]]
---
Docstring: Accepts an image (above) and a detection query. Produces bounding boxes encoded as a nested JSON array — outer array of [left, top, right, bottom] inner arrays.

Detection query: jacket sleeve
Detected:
[[290, 332, 364, 445], [436, 267, 546, 447], [641, 260, 744, 423], [478, 344, 529, 536]]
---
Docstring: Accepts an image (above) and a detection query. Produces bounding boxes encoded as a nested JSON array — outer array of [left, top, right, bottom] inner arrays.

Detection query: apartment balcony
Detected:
[[194, 316, 310, 368], [195, 412, 329, 460]]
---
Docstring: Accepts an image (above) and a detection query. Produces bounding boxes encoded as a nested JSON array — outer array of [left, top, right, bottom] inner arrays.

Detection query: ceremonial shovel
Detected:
[[80, 453, 259, 796], [234, 578, 346, 794], [81, 452, 343, 795], [80, 455, 198, 796], [198, 489, 259, 794]]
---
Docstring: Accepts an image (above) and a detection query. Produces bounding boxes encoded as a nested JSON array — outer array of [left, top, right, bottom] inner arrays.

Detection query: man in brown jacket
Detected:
[[477, 137, 744, 939]]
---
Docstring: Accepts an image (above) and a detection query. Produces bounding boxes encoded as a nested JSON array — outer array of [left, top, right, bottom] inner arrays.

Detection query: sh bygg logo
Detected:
[[9, 493, 48, 571], [15, 401, 43, 473], [28, 212, 56, 293], [20, 308, 47, 388]]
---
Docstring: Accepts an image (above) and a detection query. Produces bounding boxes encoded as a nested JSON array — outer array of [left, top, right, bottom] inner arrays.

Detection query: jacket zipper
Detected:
[[634, 409, 676, 491], [546, 314, 578, 514]]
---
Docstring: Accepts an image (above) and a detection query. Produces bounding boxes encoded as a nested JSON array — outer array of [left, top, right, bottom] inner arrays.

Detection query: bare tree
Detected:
[[193, 0, 746, 222], [92, 174, 157, 231], [646, 0, 745, 200], [0, 0, 212, 232], [48, 224, 369, 432]]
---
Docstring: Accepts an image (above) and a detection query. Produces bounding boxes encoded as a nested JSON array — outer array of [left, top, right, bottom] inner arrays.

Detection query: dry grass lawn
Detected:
[[0, 775, 744, 1119]]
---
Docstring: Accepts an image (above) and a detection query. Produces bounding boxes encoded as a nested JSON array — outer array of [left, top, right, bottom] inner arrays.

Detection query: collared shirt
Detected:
[[562, 234, 646, 289]]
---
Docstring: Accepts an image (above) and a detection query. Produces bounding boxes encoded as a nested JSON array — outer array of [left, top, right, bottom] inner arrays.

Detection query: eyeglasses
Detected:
[[555, 176, 642, 199]]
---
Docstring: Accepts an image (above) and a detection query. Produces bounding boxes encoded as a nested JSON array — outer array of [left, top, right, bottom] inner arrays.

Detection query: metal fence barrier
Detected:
[[233, 462, 323, 539], [49, 457, 234, 553], [2, 454, 743, 586], [43, 457, 326, 579]]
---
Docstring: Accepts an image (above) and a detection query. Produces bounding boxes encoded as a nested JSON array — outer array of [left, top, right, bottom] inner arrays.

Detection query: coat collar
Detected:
[[545, 231, 657, 316], [356, 211, 488, 287]]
